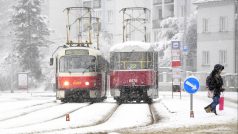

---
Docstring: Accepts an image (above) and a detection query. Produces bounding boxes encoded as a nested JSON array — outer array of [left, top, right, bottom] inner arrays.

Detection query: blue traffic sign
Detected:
[[183, 76, 200, 94], [183, 45, 189, 52], [172, 41, 180, 49]]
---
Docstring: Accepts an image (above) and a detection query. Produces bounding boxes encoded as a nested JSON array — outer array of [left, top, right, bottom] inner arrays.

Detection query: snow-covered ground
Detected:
[[0, 90, 237, 134]]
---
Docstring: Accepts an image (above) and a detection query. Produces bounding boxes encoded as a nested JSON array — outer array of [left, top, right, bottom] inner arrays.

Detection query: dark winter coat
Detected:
[[206, 64, 225, 96]]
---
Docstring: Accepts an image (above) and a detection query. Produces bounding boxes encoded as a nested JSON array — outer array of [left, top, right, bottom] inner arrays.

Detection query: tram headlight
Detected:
[[85, 81, 90, 86], [63, 81, 70, 86]]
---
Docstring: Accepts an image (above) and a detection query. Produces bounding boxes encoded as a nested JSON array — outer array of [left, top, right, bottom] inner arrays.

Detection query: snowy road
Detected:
[[0, 91, 237, 134]]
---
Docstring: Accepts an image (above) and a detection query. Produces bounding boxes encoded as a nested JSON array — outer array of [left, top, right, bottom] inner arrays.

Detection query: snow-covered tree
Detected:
[[156, 17, 182, 67], [159, 17, 180, 40], [10, 0, 49, 81], [155, 16, 197, 68], [185, 15, 197, 70], [0, 0, 17, 91]]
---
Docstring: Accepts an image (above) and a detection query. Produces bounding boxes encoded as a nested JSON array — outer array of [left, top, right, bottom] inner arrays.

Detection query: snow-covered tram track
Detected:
[[0, 101, 60, 121], [3, 102, 118, 134], [107, 102, 161, 134], [44, 103, 159, 134], [13, 102, 94, 128], [0, 103, 91, 129]]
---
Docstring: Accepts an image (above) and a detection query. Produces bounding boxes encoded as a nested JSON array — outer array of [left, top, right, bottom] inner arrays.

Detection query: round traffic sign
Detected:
[[183, 76, 200, 94]]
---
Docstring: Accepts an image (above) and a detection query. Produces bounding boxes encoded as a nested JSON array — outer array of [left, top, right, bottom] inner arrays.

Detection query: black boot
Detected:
[[204, 105, 212, 113], [212, 109, 218, 115]]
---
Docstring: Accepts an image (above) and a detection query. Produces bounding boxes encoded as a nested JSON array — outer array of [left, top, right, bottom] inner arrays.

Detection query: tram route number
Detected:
[[128, 64, 137, 69], [129, 79, 138, 83]]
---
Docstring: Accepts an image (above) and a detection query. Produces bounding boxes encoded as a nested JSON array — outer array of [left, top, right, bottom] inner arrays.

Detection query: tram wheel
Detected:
[[145, 98, 152, 104], [116, 99, 122, 105], [136, 99, 141, 103]]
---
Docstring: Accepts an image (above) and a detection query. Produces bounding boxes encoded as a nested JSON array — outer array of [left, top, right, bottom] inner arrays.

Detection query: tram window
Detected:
[[110, 53, 120, 70], [110, 52, 154, 70], [59, 56, 96, 73]]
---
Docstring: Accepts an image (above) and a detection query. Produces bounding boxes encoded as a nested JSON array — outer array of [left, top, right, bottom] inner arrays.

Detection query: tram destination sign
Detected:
[[65, 49, 89, 55]]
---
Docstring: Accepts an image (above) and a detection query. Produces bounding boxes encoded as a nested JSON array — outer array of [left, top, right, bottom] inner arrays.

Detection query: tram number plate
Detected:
[[129, 79, 137, 83]]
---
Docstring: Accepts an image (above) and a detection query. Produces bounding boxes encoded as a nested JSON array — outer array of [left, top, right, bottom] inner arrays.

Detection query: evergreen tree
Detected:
[[10, 0, 49, 81]]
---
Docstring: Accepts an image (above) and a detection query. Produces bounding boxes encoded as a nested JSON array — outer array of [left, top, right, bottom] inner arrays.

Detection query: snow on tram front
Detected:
[[109, 41, 159, 104]]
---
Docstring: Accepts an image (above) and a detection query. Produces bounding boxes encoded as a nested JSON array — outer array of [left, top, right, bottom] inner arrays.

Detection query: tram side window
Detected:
[[110, 53, 120, 70], [147, 52, 153, 69], [97, 56, 108, 71], [59, 57, 66, 72]]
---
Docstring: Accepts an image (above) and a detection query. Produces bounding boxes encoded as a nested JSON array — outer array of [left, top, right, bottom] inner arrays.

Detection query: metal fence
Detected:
[[159, 71, 238, 91]]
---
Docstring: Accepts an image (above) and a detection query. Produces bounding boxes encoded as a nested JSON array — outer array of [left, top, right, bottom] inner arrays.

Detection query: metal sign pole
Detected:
[[190, 94, 194, 118], [171, 44, 173, 99], [184, 76, 199, 118], [180, 78, 181, 99]]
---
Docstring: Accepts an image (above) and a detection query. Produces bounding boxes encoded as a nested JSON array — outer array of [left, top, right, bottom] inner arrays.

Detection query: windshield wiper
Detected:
[[82, 65, 93, 74]]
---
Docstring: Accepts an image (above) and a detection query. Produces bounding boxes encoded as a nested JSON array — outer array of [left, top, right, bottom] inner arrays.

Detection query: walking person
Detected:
[[204, 64, 225, 115]]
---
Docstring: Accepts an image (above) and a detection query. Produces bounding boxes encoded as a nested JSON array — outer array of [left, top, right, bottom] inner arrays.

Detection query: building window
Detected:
[[154, 31, 158, 42], [108, 10, 113, 23], [169, 5, 174, 17], [202, 51, 210, 65], [219, 50, 227, 65], [158, 8, 162, 19], [93, 0, 101, 8], [186, 58, 193, 66], [164, 0, 174, 4], [202, 18, 208, 33], [83, 1, 92, 7], [153, 0, 162, 5], [181, 5, 185, 17], [146, 33, 150, 42], [219, 16, 228, 32], [94, 11, 101, 18]]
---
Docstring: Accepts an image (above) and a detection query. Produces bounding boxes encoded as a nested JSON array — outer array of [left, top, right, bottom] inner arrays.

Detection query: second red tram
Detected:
[[109, 41, 159, 104]]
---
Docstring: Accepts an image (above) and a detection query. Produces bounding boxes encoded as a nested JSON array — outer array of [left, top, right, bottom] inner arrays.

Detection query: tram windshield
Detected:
[[110, 52, 153, 70], [59, 55, 96, 73]]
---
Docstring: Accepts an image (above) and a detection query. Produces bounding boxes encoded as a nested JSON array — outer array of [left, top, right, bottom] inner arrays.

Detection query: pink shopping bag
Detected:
[[219, 96, 224, 111]]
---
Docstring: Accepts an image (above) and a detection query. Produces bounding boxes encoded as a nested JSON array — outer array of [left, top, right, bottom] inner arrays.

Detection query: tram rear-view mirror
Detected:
[[50, 58, 54, 66]]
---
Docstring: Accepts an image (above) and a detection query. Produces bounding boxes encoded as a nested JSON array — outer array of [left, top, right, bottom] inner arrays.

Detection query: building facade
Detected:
[[195, 0, 237, 73]]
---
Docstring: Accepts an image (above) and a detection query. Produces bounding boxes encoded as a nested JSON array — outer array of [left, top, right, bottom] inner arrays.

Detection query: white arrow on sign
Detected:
[[185, 81, 197, 90]]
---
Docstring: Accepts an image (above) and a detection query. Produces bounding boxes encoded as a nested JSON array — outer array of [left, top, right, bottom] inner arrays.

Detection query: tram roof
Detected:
[[109, 41, 155, 52]]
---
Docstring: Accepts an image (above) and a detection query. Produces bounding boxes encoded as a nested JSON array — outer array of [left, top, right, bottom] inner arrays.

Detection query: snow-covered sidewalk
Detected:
[[121, 91, 238, 133]]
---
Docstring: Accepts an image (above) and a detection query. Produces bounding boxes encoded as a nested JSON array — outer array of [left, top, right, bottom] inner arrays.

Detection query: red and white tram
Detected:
[[109, 41, 159, 103], [50, 7, 107, 102], [50, 46, 107, 102]]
